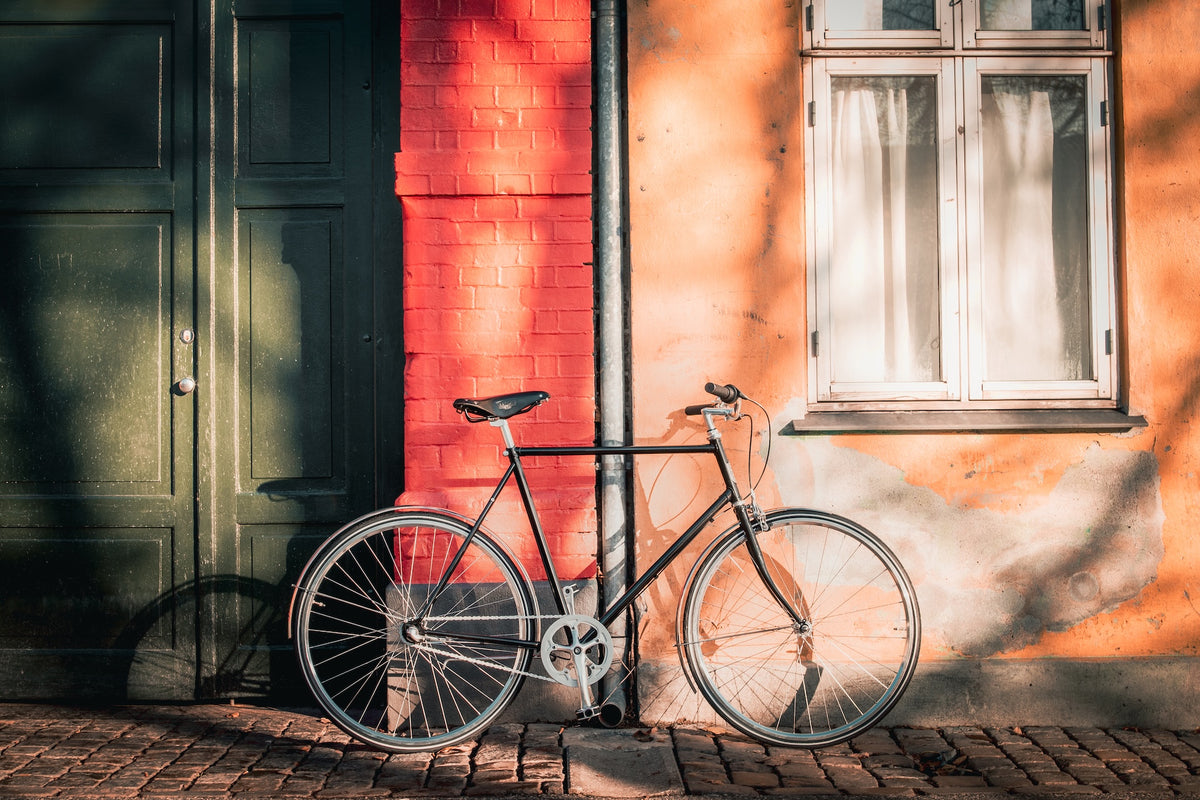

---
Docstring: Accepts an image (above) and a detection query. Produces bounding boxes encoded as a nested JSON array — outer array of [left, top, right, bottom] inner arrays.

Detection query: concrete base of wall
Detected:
[[890, 657, 1200, 730], [630, 655, 1200, 732]]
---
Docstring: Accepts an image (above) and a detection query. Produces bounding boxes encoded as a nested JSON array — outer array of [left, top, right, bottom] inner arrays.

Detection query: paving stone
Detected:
[[825, 767, 881, 789], [729, 769, 779, 788], [931, 773, 990, 788], [563, 728, 684, 797]]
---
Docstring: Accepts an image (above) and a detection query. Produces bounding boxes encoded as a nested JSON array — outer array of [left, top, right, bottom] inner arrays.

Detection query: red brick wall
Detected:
[[394, 0, 596, 581]]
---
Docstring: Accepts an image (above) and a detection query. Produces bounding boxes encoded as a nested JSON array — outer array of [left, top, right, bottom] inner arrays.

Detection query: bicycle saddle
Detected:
[[453, 390, 550, 421]]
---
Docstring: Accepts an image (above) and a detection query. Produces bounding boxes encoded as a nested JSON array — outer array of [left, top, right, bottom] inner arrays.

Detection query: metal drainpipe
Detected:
[[594, 0, 629, 727]]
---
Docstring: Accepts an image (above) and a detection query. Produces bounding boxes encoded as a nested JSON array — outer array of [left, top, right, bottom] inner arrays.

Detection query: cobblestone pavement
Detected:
[[2, 704, 1200, 798]]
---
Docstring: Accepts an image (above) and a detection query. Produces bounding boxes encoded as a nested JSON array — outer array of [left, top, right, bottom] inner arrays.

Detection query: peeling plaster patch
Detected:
[[637, 21, 691, 63], [771, 430, 1164, 658]]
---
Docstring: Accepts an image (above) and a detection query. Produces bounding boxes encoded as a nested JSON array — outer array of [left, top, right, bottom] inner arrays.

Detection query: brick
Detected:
[[515, 18, 588, 43], [458, 0, 498, 18], [494, 40, 535, 62]]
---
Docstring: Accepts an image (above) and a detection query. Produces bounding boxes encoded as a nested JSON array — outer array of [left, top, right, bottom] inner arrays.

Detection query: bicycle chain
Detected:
[[404, 639, 559, 683]]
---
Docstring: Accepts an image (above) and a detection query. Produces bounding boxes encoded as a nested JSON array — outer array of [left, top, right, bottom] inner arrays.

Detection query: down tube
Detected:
[[597, 491, 732, 629]]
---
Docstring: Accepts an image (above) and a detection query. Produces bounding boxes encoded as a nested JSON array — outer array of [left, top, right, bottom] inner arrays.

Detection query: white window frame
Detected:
[[802, 0, 1116, 412], [808, 1, 952, 49], [966, 1, 1106, 49], [804, 0, 1105, 51], [963, 58, 1115, 402], [805, 58, 961, 404]]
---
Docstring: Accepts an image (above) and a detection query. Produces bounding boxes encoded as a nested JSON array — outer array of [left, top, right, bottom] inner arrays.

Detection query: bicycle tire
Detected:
[[292, 508, 537, 752], [681, 508, 920, 748]]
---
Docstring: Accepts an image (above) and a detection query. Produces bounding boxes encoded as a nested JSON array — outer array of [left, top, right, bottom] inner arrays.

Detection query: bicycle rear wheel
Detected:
[[681, 508, 920, 747], [292, 509, 536, 752]]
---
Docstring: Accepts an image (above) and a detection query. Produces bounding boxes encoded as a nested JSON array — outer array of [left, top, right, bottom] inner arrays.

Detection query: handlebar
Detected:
[[705, 382, 741, 403], [685, 381, 743, 416]]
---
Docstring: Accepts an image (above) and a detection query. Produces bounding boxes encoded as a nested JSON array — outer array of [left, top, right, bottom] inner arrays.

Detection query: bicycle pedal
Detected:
[[576, 705, 601, 721]]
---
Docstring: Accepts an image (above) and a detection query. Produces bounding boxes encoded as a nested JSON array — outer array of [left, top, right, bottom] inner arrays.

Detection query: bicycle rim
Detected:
[[293, 510, 535, 752], [682, 509, 920, 747]]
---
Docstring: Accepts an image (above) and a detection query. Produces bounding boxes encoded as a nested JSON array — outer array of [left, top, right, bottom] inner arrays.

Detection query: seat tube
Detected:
[[496, 419, 572, 615]]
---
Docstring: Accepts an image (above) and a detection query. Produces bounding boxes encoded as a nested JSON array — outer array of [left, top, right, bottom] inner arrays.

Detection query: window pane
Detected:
[[828, 0, 936, 31], [980, 0, 1085, 31], [980, 75, 1091, 381], [829, 75, 941, 384]]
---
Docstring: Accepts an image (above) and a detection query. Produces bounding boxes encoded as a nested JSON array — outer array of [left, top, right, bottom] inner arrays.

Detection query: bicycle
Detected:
[[290, 382, 920, 752]]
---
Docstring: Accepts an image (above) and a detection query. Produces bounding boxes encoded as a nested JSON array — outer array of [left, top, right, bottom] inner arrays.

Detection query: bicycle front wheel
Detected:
[[681, 508, 920, 748], [292, 509, 536, 752]]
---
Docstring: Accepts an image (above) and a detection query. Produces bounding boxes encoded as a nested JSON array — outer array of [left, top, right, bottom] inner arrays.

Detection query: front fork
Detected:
[[705, 412, 808, 632]]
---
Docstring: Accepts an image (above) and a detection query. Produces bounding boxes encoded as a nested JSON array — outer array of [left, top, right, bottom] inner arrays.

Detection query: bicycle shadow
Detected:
[[113, 574, 312, 703]]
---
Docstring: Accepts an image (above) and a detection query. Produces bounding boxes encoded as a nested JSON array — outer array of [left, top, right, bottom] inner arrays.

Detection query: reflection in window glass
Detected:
[[980, 75, 1090, 381], [980, 0, 1085, 31], [829, 75, 941, 384], [827, 0, 936, 31]]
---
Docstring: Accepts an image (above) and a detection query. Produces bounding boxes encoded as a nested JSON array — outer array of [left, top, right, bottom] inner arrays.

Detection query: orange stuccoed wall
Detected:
[[394, 0, 597, 581], [626, 0, 1200, 727]]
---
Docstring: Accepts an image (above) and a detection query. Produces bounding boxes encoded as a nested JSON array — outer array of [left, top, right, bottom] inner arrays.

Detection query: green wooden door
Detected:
[[0, 0, 398, 700]]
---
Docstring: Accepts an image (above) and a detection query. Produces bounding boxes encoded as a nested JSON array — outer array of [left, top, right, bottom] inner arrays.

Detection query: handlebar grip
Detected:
[[704, 382, 741, 403], [684, 404, 711, 416]]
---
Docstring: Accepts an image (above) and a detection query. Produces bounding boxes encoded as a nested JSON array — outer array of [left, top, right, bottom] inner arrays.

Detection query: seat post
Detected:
[[490, 417, 517, 451]]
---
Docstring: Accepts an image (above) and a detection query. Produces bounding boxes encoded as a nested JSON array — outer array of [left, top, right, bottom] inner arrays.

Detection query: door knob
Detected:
[[176, 376, 197, 395]]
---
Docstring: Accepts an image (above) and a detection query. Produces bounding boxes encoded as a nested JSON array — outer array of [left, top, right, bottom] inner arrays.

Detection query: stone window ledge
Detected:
[[785, 409, 1147, 435]]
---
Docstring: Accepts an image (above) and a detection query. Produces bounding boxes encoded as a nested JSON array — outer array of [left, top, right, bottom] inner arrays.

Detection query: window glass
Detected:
[[979, 74, 1091, 381], [829, 75, 942, 384], [980, 0, 1085, 31], [828, 0, 937, 31]]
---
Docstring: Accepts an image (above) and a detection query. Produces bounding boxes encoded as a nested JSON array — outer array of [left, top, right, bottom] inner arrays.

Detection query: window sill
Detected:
[[784, 409, 1148, 435]]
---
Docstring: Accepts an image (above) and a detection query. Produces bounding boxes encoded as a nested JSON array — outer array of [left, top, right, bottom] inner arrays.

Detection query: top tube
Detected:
[[512, 443, 717, 457]]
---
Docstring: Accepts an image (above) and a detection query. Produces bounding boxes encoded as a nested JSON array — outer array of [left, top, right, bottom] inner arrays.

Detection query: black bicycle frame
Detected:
[[415, 412, 807, 655]]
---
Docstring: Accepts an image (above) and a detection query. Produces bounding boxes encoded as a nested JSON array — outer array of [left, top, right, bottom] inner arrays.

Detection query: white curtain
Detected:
[[828, 0, 884, 30], [828, 0, 933, 30], [982, 0, 1034, 29], [981, 87, 1068, 380], [829, 80, 938, 384], [982, 0, 1083, 30]]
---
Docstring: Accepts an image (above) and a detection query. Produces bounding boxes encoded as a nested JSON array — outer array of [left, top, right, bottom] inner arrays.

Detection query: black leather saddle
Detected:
[[453, 390, 550, 422]]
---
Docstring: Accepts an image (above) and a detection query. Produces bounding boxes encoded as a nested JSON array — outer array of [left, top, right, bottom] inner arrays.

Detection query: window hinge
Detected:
[[1098, 3, 1106, 31], [805, 3, 814, 32], [1100, 100, 1109, 126], [1105, 329, 1113, 355], [811, 330, 820, 357], [808, 100, 816, 127]]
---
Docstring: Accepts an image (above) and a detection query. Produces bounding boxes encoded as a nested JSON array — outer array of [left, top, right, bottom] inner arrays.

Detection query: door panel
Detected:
[[0, 215, 172, 485], [242, 20, 342, 169], [242, 211, 342, 487], [0, 1, 196, 699], [0, 23, 170, 171]]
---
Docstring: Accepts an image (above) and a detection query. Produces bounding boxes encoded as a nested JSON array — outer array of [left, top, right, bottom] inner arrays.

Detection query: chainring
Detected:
[[539, 614, 614, 688]]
